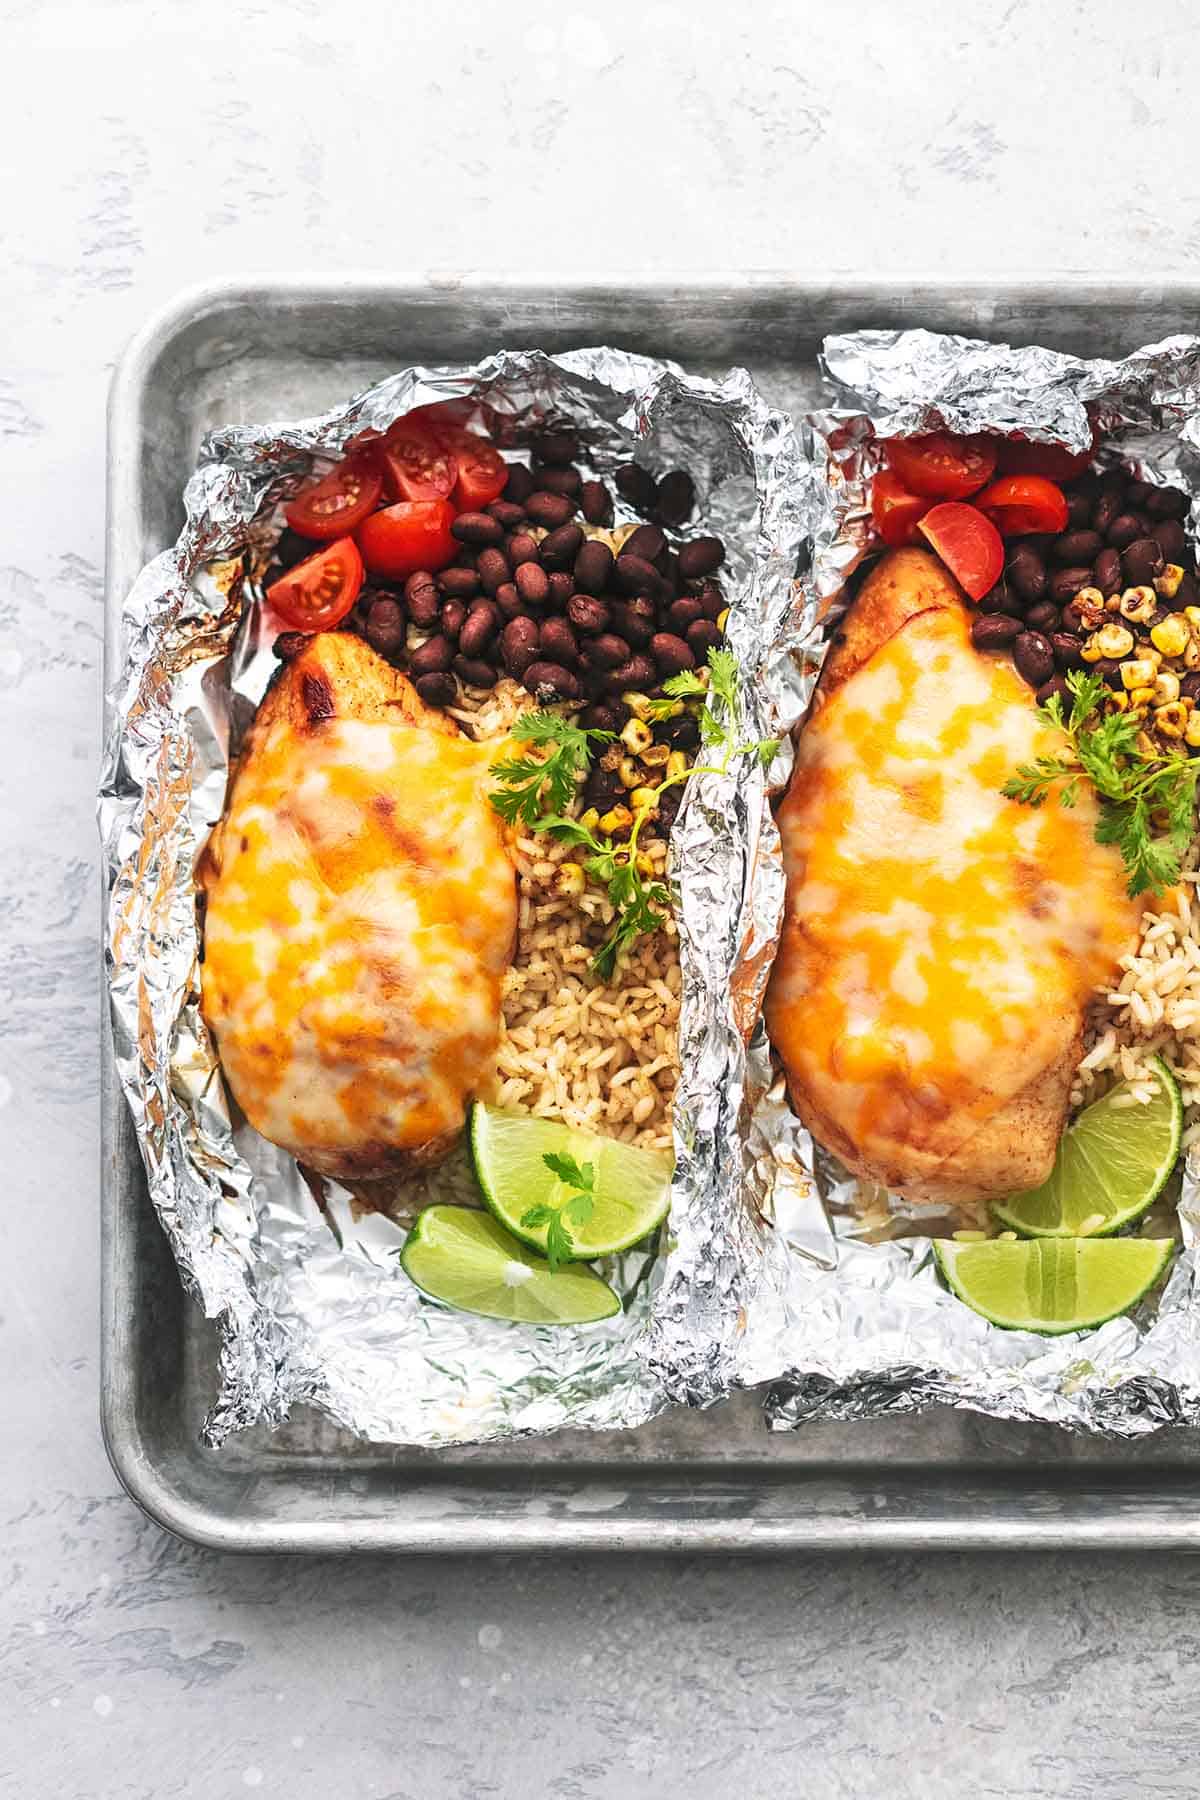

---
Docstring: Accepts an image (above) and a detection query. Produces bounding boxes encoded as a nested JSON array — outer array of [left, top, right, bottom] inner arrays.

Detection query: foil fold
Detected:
[[653, 326, 1200, 1437], [100, 346, 801, 1447]]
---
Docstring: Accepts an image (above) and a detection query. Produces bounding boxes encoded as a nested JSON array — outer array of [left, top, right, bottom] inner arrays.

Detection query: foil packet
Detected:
[[99, 345, 803, 1448], [649, 326, 1200, 1437]]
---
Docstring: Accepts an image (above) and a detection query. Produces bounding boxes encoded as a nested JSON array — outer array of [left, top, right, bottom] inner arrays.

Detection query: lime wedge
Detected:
[[400, 1205, 621, 1325], [933, 1235, 1174, 1334], [992, 1055, 1182, 1238], [469, 1103, 672, 1261]]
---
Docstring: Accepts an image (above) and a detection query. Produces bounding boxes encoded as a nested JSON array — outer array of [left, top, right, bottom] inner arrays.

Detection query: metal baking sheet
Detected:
[[103, 274, 1200, 1552]]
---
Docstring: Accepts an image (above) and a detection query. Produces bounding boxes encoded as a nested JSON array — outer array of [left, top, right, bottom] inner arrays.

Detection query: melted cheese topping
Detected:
[[765, 607, 1142, 1187], [201, 715, 516, 1177]]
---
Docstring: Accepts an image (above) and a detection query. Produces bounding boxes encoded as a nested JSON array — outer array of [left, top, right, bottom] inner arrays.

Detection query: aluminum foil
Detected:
[[651, 326, 1200, 1436], [99, 345, 802, 1447]]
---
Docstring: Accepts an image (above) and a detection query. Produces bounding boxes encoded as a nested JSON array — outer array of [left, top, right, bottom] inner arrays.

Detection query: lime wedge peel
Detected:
[[933, 1235, 1174, 1336], [469, 1103, 673, 1262], [991, 1056, 1182, 1240], [400, 1205, 621, 1326]]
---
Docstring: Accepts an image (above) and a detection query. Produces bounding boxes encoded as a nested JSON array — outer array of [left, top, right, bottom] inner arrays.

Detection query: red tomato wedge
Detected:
[[356, 500, 457, 580], [266, 537, 364, 631], [871, 469, 933, 547], [284, 456, 382, 540], [380, 422, 458, 504], [884, 432, 998, 500], [917, 503, 1004, 601], [994, 433, 1096, 482], [433, 426, 509, 510], [974, 474, 1069, 537]]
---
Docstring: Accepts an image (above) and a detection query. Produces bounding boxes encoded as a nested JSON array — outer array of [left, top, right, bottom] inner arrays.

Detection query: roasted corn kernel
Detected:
[[621, 692, 652, 720], [555, 861, 586, 897], [640, 742, 671, 768], [717, 608, 730, 634], [1187, 714, 1200, 749], [1155, 671, 1182, 706], [1080, 634, 1105, 663], [620, 717, 654, 755], [630, 785, 659, 814], [1136, 729, 1160, 759], [578, 807, 600, 834], [1097, 623, 1135, 659], [1186, 639, 1200, 671], [1151, 615, 1191, 658], [617, 756, 642, 790], [634, 851, 656, 878], [1122, 659, 1158, 690], [599, 805, 634, 834], [1075, 585, 1105, 612], [1156, 564, 1186, 601], [1129, 684, 1156, 706], [1119, 585, 1158, 624], [666, 750, 689, 783], [1109, 691, 1131, 712], [1157, 702, 1189, 739]]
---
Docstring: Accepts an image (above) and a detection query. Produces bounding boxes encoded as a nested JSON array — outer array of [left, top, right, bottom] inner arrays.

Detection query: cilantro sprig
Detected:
[[1002, 667, 1200, 898], [488, 649, 778, 978], [521, 1153, 596, 1272]]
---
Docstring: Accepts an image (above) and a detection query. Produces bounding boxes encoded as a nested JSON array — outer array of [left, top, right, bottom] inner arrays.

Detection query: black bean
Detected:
[[451, 511, 504, 547], [585, 633, 631, 669], [1035, 675, 1072, 710], [1181, 672, 1200, 703], [978, 579, 1021, 615], [604, 653, 656, 692], [667, 596, 706, 633], [1025, 601, 1061, 634], [363, 597, 405, 656], [487, 500, 527, 529], [654, 469, 695, 527], [437, 566, 480, 599], [404, 571, 441, 628], [614, 554, 665, 596], [1092, 491, 1122, 535], [970, 613, 1024, 650], [579, 480, 614, 527], [273, 630, 310, 661], [1174, 573, 1200, 612], [539, 523, 585, 568], [611, 598, 656, 648], [567, 594, 611, 635], [503, 463, 535, 504], [536, 465, 582, 497], [508, 532, 539, 567], [1106, 513, 1143, 550], [1153, 518, 1187, 564], [1048, 565, 1095, 604], [1125, 479, 1154, 508], [458, 600, 500, 658], [539, 617, 579, 666], [574, 540, 614, 595], [524, 661, 582, 700], [1093, 548, 1123, 596], [585, 767, 626, 807], [1065, 492, 1093, 530], [453, 655, 496, 689], [614, 462, 657, 511], [664, 712, 701, 751], [501, 616, 541, 676], [495, 582, 523, 620], [1122, 538, 1165, 586], [1013, 630, 1055, 688], [476, 547, 512, 596], [532, 429, 578, 467], [622, 523, 667, 566], [525, 491, 575, 528], [1146, 484, 1189, 519], [1060, 601, 1088, 634], [409, 634, 454, 677], [677, 536, 725, 580], [547, 572, 574, 609], [1052, 529, 1103, 564], [515, 561, 550, 606], [650, 632, 696, 675], [686, 619, 724, 659], [439, 598, 466, 639], [414, 671, 457, 708], [1007, 543, 1047, 604], [1051, 632, 1086, 671]]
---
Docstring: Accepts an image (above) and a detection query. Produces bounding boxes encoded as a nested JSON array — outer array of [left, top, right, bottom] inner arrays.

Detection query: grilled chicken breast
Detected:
[[764, 548, 1143, 1206], [198, 633, 517, 1180]]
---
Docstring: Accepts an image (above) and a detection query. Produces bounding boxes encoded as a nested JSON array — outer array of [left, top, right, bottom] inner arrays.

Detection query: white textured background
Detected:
[[7, 0, 1200, 1794]]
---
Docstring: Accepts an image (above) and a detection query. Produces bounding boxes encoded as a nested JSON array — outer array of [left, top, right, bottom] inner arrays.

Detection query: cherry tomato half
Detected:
[[266, 536, 364, 631], [871, 469, 933, 547], [435, 426, 509, 510], [917, 502, 1005, 601], [356, 499, 457, 581], [993, 432, 1096, 483], [380, 421, 458, 504], [284, 456, 382, 541], [884, 432, 998, 500], [974, 474, 1069, 537]]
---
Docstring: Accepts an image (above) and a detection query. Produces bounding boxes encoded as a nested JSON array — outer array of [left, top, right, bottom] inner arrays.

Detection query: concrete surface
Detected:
[[6, 0, 1200, 1794]]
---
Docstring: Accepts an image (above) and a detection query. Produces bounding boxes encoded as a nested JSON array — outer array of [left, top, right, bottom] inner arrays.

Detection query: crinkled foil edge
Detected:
[[99, 346, 802, 1448]]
